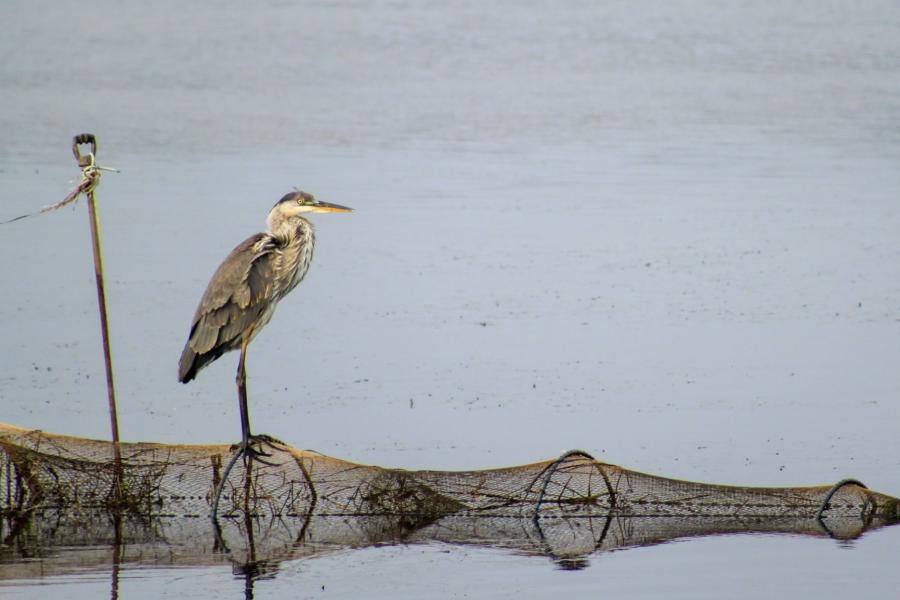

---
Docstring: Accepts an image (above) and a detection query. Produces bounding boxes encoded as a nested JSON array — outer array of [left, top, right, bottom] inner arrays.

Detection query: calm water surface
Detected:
[[2, 0, 899, 597]]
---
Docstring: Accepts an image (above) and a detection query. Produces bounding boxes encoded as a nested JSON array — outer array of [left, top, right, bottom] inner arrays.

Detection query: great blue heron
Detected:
[[178, 190, 351, 462]]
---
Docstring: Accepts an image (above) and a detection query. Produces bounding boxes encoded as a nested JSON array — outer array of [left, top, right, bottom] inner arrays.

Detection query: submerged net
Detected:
[[3, 422, 897, 520], [1, 422, 897, 572]]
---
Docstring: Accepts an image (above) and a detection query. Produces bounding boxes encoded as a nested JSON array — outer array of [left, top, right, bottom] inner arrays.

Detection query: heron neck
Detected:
[[268, 214, 313, 246]]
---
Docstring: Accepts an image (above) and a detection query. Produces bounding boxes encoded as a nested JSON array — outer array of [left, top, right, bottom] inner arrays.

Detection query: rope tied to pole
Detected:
[[0, 136, 118, 225]]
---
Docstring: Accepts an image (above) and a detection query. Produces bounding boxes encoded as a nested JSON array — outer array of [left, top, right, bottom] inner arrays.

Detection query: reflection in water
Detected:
[[213, 459, 284, 600], [110, 515, 122, 600], [105, 512, 276, 600], [1, 504, 896, 584], [216, 457, 274, 600]]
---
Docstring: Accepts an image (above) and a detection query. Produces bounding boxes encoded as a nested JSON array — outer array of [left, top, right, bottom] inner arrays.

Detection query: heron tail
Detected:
[[178, 344, 199, 383]]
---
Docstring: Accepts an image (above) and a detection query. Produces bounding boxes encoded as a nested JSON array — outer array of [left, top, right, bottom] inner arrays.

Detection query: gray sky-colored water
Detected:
[[2, 1, 899, 597]]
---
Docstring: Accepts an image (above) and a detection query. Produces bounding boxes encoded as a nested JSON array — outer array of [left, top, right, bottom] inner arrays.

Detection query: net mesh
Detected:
[[1, 422, 897, 573], [3, 422, 897, 521]]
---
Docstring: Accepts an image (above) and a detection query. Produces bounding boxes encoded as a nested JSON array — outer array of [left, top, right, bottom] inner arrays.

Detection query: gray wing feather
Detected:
[[178, 233, 278, 382]]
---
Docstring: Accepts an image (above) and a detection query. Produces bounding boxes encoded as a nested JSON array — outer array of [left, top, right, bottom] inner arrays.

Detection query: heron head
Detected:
[[273, 191, 353, 215]]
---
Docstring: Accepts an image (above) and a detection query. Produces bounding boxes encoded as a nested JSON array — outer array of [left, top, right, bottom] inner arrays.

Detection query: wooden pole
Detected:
[[72, 134, 123, 498]]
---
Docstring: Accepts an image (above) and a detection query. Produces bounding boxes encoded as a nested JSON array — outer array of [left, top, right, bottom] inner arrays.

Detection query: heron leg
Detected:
[[236, 334, 252, 449], [235, 334, 280, 463], [211, 335, 283, 516]]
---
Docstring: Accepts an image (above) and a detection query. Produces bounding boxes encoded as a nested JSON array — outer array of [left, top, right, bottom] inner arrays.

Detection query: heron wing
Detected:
[[178, 233, 279, 382]]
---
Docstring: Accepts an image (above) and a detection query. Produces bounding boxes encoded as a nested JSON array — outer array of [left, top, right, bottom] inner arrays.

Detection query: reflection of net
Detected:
[[1, 423, 898, 576], [2, 423, 897, 521]]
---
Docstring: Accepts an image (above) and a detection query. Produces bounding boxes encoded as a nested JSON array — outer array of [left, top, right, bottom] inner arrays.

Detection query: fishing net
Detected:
[[1, 422, 897, 572]]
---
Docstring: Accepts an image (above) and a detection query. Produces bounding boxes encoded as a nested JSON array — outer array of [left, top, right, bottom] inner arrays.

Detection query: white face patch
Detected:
[[273, 200, 315, 219]]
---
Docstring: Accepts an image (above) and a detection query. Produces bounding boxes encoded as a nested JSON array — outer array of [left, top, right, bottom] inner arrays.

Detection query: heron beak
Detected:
[[311, 201, 353, 213]]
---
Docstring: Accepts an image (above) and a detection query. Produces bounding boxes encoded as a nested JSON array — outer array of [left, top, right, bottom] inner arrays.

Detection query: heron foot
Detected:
[[210, 434, 284, 516], [230, 434, 284, 467], [250, 433, 286, 450]]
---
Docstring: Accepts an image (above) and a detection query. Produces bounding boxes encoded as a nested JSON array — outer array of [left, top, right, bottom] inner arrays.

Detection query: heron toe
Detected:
[[250, 433, 286, 449], [229, 435, 283, 467]]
